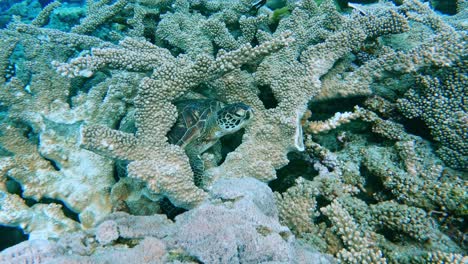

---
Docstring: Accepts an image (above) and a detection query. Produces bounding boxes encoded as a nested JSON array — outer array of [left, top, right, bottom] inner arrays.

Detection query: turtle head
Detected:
[[215, 103, 253, 137]]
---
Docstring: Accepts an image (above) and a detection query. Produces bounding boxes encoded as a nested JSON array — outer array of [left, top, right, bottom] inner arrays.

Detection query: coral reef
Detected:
[[0, 178, 334, 263], [0, 0, 466, 263]]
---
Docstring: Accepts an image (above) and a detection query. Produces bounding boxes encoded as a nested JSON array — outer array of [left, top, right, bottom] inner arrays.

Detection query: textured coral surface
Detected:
[[0, 0, 467, 263]]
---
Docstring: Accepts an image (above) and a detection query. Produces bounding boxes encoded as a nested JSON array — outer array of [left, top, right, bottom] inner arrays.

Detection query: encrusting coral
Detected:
[[0, 0, 467, 263]]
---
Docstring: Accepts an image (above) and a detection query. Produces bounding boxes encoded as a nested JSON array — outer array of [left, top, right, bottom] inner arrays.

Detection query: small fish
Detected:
[[251, 0, 267, 10]]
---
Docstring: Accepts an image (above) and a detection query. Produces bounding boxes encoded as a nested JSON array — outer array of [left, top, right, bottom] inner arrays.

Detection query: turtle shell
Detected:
[[168, 99, 224, 149]]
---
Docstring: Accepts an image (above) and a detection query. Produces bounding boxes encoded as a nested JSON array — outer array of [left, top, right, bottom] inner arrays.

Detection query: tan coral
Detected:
[[321, 200, 387, 264], [79, 34, 294, 209]]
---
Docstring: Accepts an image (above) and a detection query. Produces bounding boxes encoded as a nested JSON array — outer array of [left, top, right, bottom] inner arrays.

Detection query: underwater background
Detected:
[[0, 0, 466, 263]]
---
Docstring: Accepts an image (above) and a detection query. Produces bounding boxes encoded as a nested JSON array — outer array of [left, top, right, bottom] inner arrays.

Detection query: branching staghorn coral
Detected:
[[277, 134, 467, 262], [363, 138, 467, 216], [205, 1, 409, 184], [78, 33, 294, 209], [310, 0, 467, 169], [71, 0, 128, 34], [274, 177, 321, 235], [47, 1, 411, 212], [31, 0, 61, 27], [54, 37, 174, 77], [321, 200, 387, 264], [398, 68, 467, 169]]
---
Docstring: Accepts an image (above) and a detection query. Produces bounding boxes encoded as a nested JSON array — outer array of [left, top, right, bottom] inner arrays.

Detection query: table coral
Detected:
[[398, 69, 467, 169]]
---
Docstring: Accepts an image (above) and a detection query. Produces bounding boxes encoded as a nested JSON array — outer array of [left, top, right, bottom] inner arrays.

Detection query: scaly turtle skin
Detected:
[[168, 99, 253, 187]]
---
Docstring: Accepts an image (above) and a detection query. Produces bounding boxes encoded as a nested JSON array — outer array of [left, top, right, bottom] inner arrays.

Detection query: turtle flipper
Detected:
[[185, 148, 205, 187], [191, 155, 205, 187]]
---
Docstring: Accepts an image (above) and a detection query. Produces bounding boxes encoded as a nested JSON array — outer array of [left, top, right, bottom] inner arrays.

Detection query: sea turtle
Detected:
[[168, 99, 254, 187]]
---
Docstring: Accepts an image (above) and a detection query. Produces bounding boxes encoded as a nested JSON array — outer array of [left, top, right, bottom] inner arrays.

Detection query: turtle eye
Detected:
[[235, 109, 246, 116]]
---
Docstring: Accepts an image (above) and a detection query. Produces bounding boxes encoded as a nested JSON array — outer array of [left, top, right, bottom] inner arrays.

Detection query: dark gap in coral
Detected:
[[308, 96, 367, 121], [250, 36, 260, 48], [400, 117, 433, 142], [225, 20, 241, 40], [158, 4, 174, 15], [269, 152, 318, 193], [335, 0, 349, 9], [257, 85, 278, 109], [43, 156, 61, 171], [5, 177, 22, 195], [315, 195, 331, 214], [24, 197, 36, 207], [18, 123, 39, 145], [114, 160, 129, 180], [310, 133, 344, 152], [431, 0, 458, 15], [37, 198, 81, 223], [118, 7, 135, 29], [68, 72, 108, 107], [118, 111, 137, 135], [143, 27, 156, 44], [113, 114, 126, 132], [268, 20, 279, 32], [14, 179, 79, 223], [438, 215, 468, 250], [6, 177, 32, 205], [22, 124, 33, 139], [219, 128, 245, 165], [356, 165, 385, 204], [0, 104, 8, 113], [439, 214, 468, 252], [390, 0, 403, 6], [68, 79, 84, 107], [189, 4, 212, 17], [115, 237, 140, 248], [159, 197, 187, 221], [312, 120, 380, 152], [113, 163, 121, 182], [365, 127, 390, 145], [162, 39, 183, 57], [360, 163, 394, 201], [0, 225, 28, 251], [240, 64, 257, 74], [376, 226, 402, 242], [114, 14, 130, 27], [313, 200, 330, 225], [83, 72, 109, 93], [143, 14, 160, 44]]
